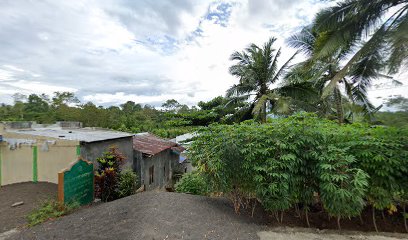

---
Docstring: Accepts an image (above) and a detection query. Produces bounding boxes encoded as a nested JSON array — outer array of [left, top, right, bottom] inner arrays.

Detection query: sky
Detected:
[[0, 0, 406, 108]]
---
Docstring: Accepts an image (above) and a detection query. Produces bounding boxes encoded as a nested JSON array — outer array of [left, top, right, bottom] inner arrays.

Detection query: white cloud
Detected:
[[368, 72, 408, 111], [0, 0, 405, 109]]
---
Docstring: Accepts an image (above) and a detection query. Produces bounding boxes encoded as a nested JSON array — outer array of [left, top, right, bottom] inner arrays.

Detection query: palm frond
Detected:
[[321, 24, 388, 98], [225, 94, 251, 107], [270, 51, 298, 84], [386, 10, 408, 74], [320, 2, 408, 98], [350, 84, 379, 114], [287, 26, 316, 56], [277, 82, 319, 102], [314, 0, 400, 44], [225, 84, 255, 98], [267, 47, 281, 84]]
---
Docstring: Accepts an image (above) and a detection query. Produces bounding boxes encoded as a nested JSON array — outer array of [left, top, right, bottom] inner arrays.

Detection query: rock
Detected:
[[11, 201, 24, 207]]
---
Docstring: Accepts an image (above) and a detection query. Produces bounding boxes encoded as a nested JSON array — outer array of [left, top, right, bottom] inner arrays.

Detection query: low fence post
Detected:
[[32, 146, 38, 183]]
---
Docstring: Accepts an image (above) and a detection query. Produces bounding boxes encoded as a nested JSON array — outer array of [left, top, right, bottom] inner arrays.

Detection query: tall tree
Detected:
[[24, 94, 51, 123], [162, 99, 181, 112], [312, 0, 408, 97], [51, 92, 79, 108], [287, 26, 380, 123], [227, 37, 313, 122]]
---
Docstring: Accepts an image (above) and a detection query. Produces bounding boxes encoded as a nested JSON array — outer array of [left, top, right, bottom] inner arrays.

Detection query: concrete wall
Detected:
[[0, 140, 79, 186], [0, 124, 134, 187], [80, 137, 134, 170], [134, 151, 143, 185], [37, 143, 78, 183], [135, 149, 179, 191], [0, 144, 33, 185]]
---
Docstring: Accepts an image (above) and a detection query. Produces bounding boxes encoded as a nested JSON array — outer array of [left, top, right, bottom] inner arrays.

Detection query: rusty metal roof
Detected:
[[133, 133, 179, 156], [171, 146, 185, 153]]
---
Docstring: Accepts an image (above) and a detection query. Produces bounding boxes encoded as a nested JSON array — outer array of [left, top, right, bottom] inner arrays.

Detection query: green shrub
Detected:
[[27, 200, 79, 226], [175, 172, 209, 195], [118, 168, 138, 198], [318, 147, 368, 220], [189, 113, 408, 228], [94, 146, 126, 202]]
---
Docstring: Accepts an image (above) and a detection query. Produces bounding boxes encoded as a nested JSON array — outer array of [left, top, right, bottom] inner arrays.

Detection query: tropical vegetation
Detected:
[[0, 92, 243, 138], [226, 37, 314, 122], [187, 113, 408, 231], [94, 146, 138, 202], [2, 0, 408, 232]]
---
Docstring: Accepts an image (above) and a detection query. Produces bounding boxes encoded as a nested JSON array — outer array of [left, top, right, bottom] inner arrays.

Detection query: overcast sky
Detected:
[[0, 0, 406, 108]]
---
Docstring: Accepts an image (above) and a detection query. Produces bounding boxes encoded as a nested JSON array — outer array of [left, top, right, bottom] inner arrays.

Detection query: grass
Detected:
[[27, 200, 80, 226]]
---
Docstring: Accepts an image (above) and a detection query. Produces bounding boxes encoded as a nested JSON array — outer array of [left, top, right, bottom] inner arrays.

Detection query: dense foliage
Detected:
[[175, 172, 210, 195], [226, 37, 315, 122], [118, 168, 139, 198], [0, 93, 246, 138], [94, 146, 139, 202], [311, 0, 407, 98], [189, 113, 408, 229]]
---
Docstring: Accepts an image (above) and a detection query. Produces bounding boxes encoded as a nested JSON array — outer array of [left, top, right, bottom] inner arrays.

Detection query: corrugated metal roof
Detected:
[[133, 133, 179, 156], [5, 127, 132, 143], [171, 146, 185, 153]]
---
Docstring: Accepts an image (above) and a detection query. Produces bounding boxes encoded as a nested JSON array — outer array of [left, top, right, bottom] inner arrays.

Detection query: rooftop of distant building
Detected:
[[0, 121, 132, 143]]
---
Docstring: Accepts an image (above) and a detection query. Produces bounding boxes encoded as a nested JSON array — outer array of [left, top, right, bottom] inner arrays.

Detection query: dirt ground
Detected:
[[9, 191, 265, 240], [0, 182, 57, 233], [6, 191, 408, 240]]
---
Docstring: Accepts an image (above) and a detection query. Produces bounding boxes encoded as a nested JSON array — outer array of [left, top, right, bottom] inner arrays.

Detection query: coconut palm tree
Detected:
[[312, 0, 408, 97], [226, 37, 315, 122], [287, 26, 381, 124]]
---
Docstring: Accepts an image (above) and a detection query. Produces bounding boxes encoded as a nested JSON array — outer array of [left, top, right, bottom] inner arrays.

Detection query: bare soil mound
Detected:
[[10, 191, 265, 240], [7, 191, 408, 240]]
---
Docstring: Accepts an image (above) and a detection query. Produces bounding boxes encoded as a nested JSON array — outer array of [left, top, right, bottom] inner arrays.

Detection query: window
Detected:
[[149, 166, 154, 184]]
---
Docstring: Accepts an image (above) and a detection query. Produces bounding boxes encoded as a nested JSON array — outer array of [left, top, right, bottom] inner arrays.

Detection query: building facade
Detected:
[[0, 122, 133, 186], [133, 133, 184, 191]]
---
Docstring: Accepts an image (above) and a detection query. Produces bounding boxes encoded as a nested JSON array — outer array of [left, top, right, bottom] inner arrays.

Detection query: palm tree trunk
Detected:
[[262, 101, 267, 123], [334, 87, 344, 124], [403, 203, 407, 233]]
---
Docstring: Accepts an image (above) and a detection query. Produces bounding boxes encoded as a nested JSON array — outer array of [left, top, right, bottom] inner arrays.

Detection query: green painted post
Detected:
[[33, 146, 38, 183], [76, 145, 81, 157]]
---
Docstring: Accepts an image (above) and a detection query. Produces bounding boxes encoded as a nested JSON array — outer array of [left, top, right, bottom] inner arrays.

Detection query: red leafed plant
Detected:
[[94, 146, 126, 202]]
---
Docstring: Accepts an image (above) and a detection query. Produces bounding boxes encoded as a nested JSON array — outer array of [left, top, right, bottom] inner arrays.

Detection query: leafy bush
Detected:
[[27, 200, 79, 226], [95, 146, 126, 202], [175, 172, 209, 195], [118, 168, 138, 198], [189, 113, 408, 229], [318, 146, 368, 226]]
